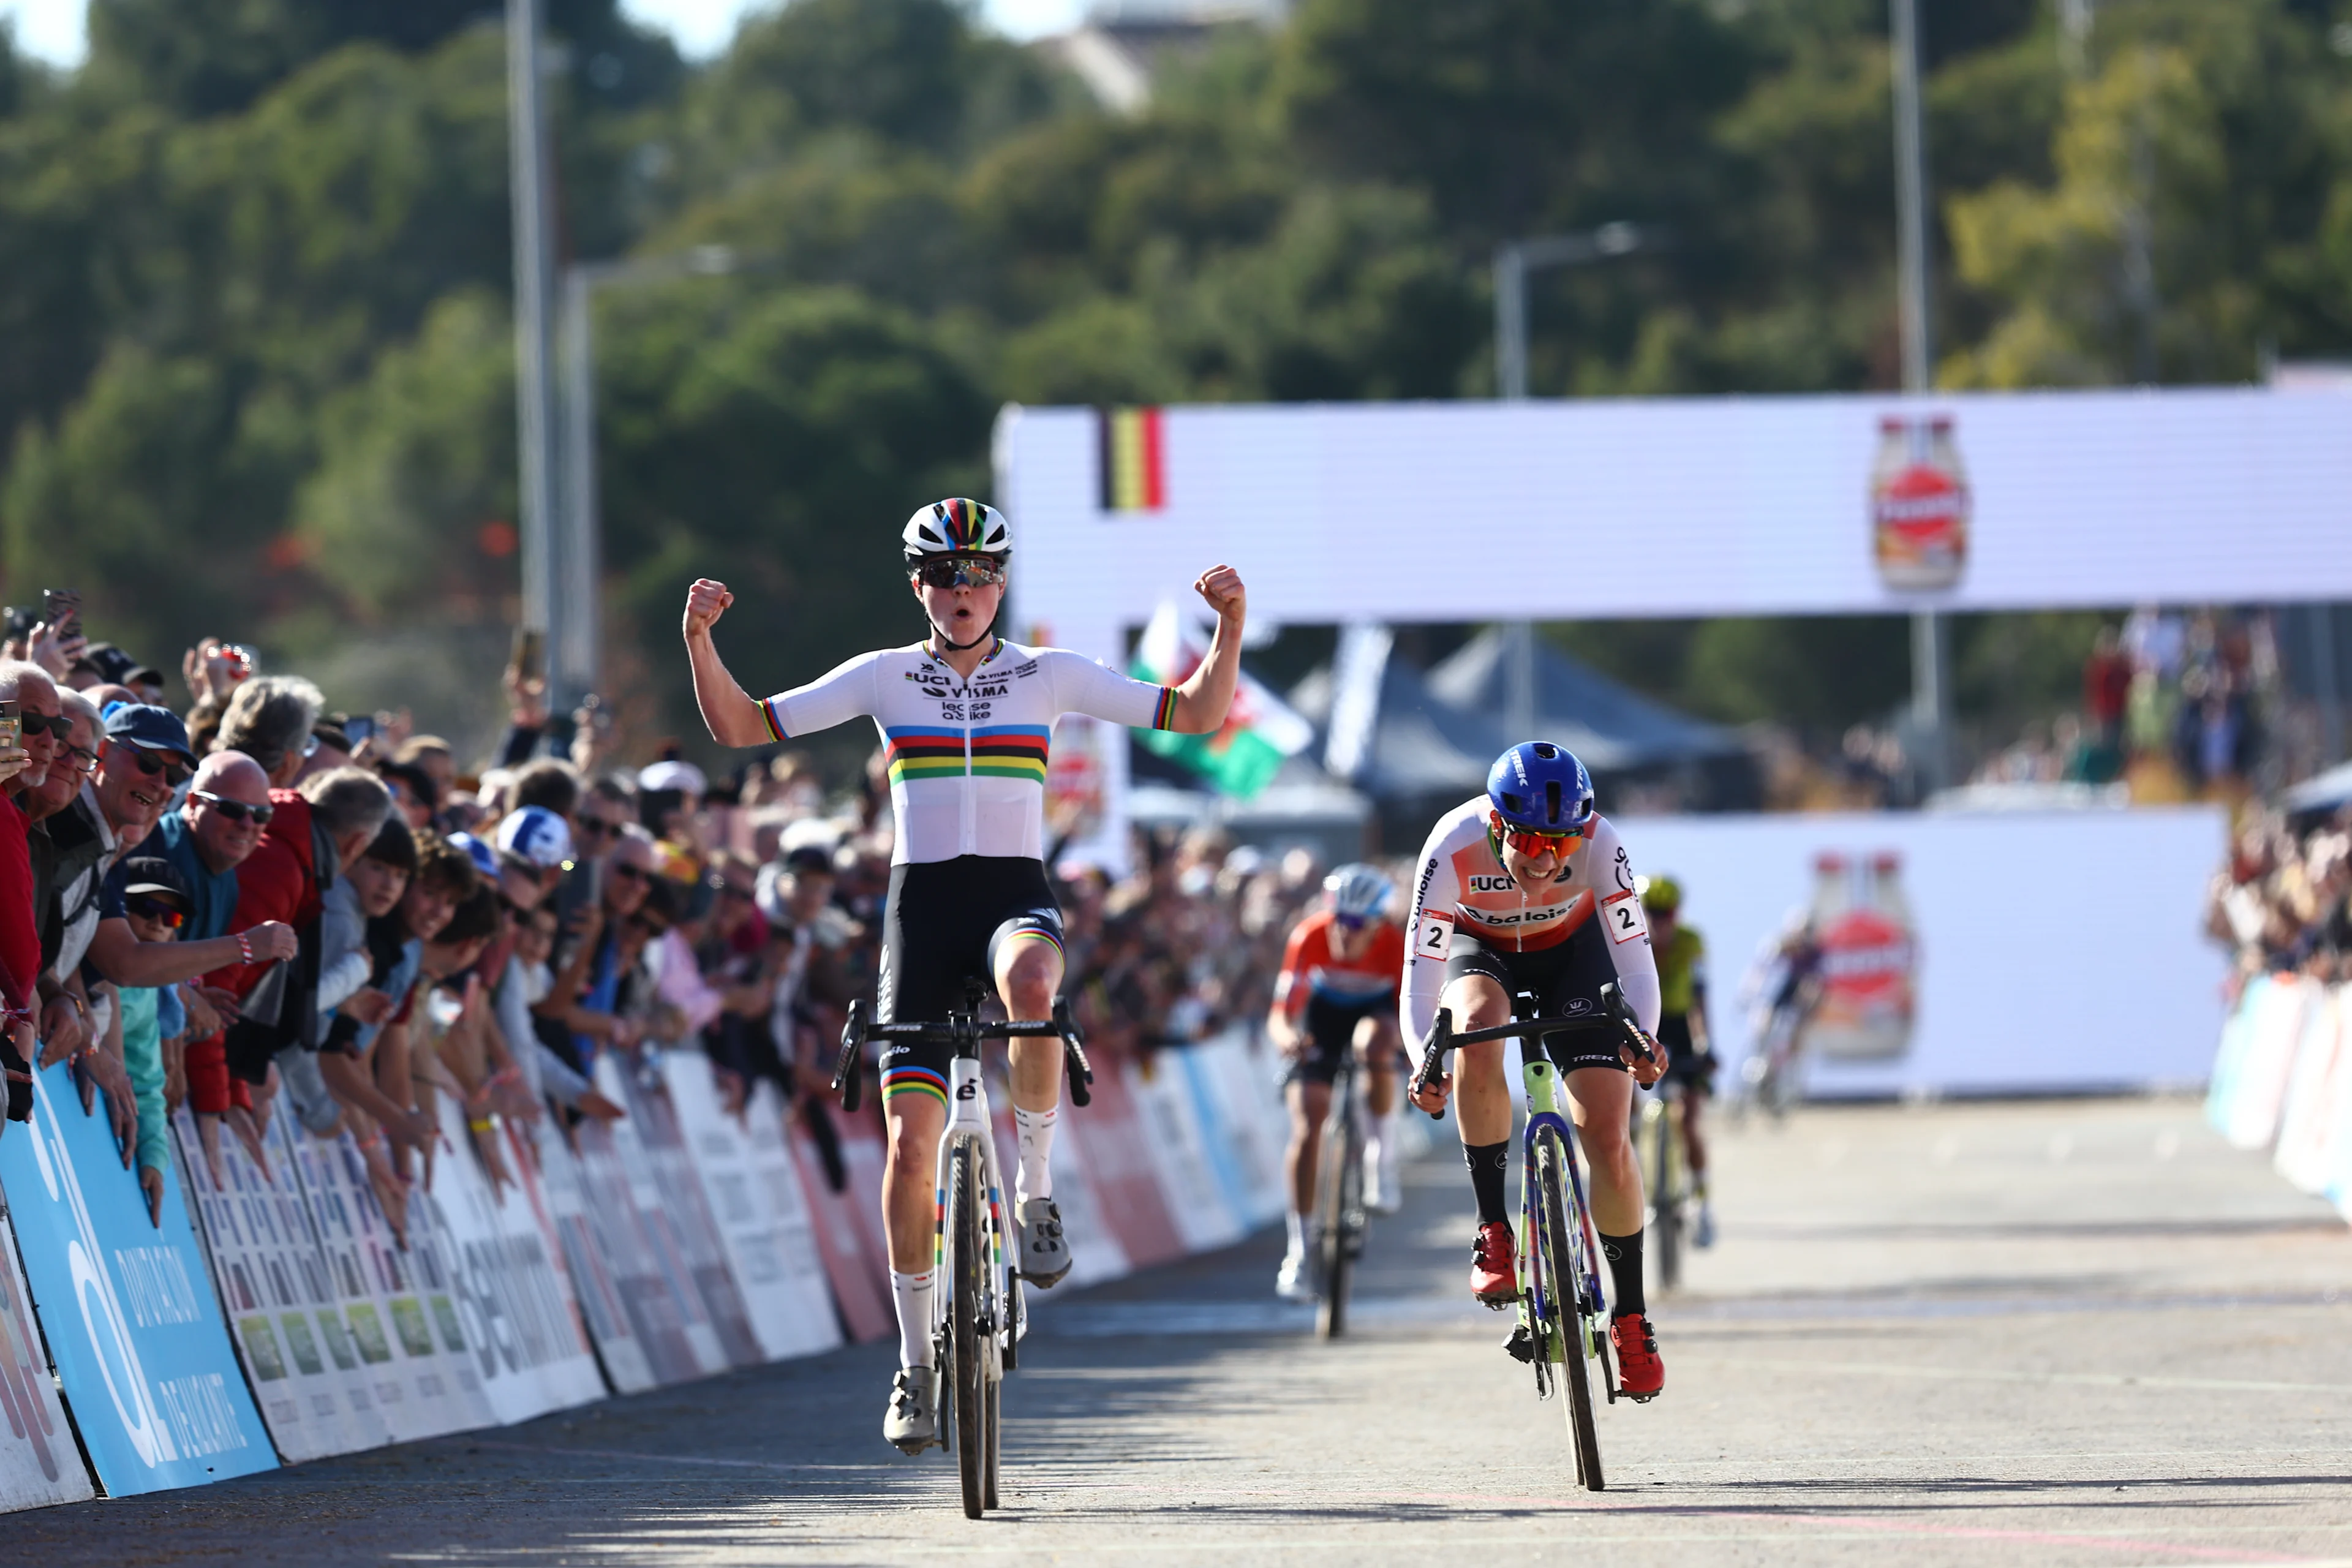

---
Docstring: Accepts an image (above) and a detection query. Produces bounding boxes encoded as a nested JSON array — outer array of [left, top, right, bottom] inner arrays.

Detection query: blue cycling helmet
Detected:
[[1486, 742, 1595, 833]]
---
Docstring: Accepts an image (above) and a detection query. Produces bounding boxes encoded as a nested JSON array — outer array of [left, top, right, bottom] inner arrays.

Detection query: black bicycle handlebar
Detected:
[[1408, 982, 1655, 1121], [830, 993, 1094, 1114]]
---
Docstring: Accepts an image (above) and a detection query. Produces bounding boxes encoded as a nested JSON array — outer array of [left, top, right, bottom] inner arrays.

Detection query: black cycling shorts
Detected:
[[1442, 919, 1630, 1075], [875, 856, 1063, 1107], [1286, 991, 1395, 1087], [1656, 1012, 1714, 1092]]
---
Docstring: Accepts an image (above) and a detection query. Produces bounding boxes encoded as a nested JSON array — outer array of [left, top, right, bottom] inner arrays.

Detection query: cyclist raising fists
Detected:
[[1403, 742, 1671, 1400], [683, 500, 1247, 1453]]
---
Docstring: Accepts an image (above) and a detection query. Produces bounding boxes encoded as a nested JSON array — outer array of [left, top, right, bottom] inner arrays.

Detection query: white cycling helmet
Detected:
[[902, 498, 1011, 562], [1324, 862, 1393, 924]]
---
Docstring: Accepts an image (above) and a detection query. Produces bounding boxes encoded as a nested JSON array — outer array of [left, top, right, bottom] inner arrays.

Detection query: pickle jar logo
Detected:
[[1806, 851, 1918, 1061], [1869, 414, 1969, 590]]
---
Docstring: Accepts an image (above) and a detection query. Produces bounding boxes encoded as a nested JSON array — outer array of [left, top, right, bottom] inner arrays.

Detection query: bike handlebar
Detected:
[[1408, 982, 1656, 1121], [831, 994, 1094, 1115]]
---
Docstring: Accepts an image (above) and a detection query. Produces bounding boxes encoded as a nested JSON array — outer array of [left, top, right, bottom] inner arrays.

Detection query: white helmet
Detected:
[[1324, 862, 1393, 924], [902, 498, 1011, 562]]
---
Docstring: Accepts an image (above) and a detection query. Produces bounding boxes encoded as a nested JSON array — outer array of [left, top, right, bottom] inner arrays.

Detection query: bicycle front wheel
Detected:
[[1314, 1093, 1361, 1339], [1532, 1129, 1604, 1492], [950, 1138, 987, 1520]]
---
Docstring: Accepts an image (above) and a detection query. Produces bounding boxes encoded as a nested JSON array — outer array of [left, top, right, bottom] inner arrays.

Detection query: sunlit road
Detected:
[[15, 1096, 2351, 1566]]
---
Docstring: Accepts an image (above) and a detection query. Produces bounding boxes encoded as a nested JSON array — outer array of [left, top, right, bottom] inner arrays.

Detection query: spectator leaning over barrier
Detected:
[[481, 807, 614, 1121], [217, 675, 324, 790], [412, 883, 506, 1186], [0, 662, 66, 1119], [113, 856, 194, 1226], [338, 826, 477, 1193], [28, 690, 108, 1066], [214, 766, 393, 1134], [375, 760, 438, 832], [535, 824, 657, 1080]]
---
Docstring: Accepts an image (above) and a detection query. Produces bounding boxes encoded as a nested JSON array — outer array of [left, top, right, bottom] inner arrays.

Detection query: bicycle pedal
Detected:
[[1475, 1291, 1517, 1311], [1502, 1324, 1536, 1364]]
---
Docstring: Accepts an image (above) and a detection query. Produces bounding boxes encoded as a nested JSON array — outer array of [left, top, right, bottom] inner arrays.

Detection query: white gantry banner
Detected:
[[999, 389, 2352, 665]]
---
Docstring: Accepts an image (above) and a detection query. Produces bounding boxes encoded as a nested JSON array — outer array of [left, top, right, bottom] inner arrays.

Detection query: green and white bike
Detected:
[[833, 984, 1093, 1520], [1411, 983, 1653, 1493]]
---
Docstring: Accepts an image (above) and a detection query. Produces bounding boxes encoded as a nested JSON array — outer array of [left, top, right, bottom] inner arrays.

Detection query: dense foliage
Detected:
[[2, 0, 2347, 756]]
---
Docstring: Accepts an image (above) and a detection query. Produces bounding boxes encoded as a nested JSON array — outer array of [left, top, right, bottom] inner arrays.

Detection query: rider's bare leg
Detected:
[[881, 1092, 947, 1273], [1566, 1065, 1642, 1234], [1286, 1077, 1332, 1217]]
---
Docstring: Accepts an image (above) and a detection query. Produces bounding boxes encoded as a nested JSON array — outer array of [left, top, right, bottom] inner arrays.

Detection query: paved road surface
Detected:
[[14, 1096, 2350, 1566]]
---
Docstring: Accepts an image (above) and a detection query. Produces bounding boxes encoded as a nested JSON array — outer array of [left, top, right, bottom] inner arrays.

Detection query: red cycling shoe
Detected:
[[1610, 1313, 1664, 1401], [1470, 1221, 1518, 1307]]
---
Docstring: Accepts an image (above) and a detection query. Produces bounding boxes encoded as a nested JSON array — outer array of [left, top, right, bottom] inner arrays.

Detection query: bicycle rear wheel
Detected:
[[950, 1138, 987, 1520], [1651, 1096, 1683, 1294], [1314, 1087, 1361, 1339], [1532, 1129, 1604, 1492]]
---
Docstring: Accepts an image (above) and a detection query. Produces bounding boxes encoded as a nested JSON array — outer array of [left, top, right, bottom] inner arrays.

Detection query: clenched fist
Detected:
[[684, 579, 735, 639], [1193, 564, 1246, 624]]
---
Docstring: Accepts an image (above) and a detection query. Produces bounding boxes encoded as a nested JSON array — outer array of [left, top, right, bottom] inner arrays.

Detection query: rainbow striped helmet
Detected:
[[903, 498, 1012, 562]]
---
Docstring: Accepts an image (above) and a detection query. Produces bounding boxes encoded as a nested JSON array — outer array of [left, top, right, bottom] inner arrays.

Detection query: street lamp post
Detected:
[[507, 0, 561, 673], [1491, 222, 1654, 737], [1890, 0, 1953, 796], [550, 246, 747, 710]]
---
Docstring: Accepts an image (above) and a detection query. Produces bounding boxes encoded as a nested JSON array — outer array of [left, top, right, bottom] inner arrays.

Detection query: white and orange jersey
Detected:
[[1272, 909, 1406, 1019], [1400, 796, 1662, 1042]]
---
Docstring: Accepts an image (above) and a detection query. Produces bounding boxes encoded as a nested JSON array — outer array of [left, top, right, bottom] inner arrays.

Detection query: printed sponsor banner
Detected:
[[1626, 808, 2230, 1098], [173, 1110, 391, 1461], [742, 1082, 846, 1358], [1185, 1035, 1288, 1229], [0, 1063, 274, 1494], [530, 1126, 656, 1394], [662, 1056, 840, 1362], [601, 1057, 762, 1369], [2274, 989, 2345, 1199], [570, 1098, 728, 1385], [284, 1125, 495, 1443], [412, 1099, 605, 1422], [0, 1201, 94, 1509], [1170, 1044, 1253, 1231], [787, 1114, 892, 1343], [1065, 1061, 1186, 1268], [1123, 1060, 1243, 1253], [1035, 1102, 1129, 1288]]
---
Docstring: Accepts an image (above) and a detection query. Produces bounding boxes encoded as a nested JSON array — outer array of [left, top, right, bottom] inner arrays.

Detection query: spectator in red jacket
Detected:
[[0, 663, 52, 1117]]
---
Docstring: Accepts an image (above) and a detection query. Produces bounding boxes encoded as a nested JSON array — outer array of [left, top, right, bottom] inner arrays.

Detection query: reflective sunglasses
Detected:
[[16, 712, 72, 741], [115, 744, 192, 788], [62, 744, 99, 776], [1491, 812, 1586, 859], [192, 790, 273, 826], [575, 815, 625, 840], [124, 896, 187, 930], [606, 861, 649, 883], [913, 557, 1006, 590]]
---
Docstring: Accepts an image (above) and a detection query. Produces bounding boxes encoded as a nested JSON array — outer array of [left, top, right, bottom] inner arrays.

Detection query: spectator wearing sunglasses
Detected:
[[535, 824, 658, 1076], [26, 690, 108, 1061], [375, 760, 439, 833], [115, 858, 194, 1227], [0, 662, 68, 1115]]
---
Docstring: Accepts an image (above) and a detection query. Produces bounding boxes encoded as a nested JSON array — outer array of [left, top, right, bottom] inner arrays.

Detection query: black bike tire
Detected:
[[1535, 1131, 1605, 1492], [1653, 1096, 1683, 1294], [951, 1139, 986, 1520], [982, 1354, 1001, 1510], [1314, 1085, 1355, 1339]]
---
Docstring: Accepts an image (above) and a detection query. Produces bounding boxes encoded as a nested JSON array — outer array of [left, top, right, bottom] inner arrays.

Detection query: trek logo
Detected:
[[1467, 874, 1516, 892], [956, 1081, 978, 1101]]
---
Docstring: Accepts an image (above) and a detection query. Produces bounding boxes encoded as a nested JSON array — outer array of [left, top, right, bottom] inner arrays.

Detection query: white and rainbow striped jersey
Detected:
[[761, 636, 1178, 865]]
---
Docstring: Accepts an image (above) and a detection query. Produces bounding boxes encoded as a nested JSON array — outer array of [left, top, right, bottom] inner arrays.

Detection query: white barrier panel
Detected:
[[1038, 1112, 1130, 1288], [604, 1059, 763, 1369], [2213, 978, 2313, 1150], [662, 1055, 841, 1362], [576, 1060, 730, 1383], [532, 1128, 657, 1393], [414, 1100, 606, 1423], [0, 1202, 93, 1509], [175, 1112, 393, 1461], [1180, 1036, 1287, 1230], [1624, 807, 2230, 1097], [2273, 989, 2345, 1198], [1125, 1061, 1243, 1252]]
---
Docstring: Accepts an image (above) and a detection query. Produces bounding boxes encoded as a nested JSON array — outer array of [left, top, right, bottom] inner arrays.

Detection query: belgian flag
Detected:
[[1096, 406, 1166, 513]]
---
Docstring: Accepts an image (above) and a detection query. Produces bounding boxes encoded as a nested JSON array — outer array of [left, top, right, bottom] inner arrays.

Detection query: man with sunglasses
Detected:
[[1402, 741, 1671, 1401], [682, 497, 1248, 1454]]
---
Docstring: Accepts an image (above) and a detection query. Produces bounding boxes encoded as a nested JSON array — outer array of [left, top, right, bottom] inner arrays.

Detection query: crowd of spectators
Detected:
[[2204, 806, 2351, 986], [0, 605, 1321, 1243]]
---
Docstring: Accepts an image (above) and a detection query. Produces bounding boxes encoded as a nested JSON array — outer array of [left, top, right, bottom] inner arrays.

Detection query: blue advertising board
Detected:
[[0, 1063, 276, 1494]]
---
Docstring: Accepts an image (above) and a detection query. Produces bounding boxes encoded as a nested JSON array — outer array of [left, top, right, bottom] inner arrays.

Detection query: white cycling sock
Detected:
[[891, 1268, 936, 1370], [1012, 1104, 1056, 1205], [1284, 1210, 1306, 1258]]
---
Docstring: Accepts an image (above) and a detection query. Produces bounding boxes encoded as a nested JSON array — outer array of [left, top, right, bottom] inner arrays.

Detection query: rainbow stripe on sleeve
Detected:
[[970, 725, 1050, 784], [761, 696, 790, 743], [1152, 687, 1178, 730], [883, 726, 967, 785]]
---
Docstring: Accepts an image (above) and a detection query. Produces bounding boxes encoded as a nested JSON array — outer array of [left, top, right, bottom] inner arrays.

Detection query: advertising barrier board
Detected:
[[0, 1202, 93, 1508], [0, 1064, 274, 1494]]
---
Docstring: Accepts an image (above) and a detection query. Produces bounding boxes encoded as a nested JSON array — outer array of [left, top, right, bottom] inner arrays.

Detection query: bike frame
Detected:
[[933, 1054, 1012, 1371], [1516, 1058, 1611, 1376]]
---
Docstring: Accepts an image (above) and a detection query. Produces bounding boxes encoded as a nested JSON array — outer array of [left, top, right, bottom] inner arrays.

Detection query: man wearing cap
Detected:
[[476, 807, 610, 1118], [114, 857, 195, 1225]]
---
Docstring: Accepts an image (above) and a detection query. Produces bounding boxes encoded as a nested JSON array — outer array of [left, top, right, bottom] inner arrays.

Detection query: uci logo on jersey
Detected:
[[1468, 874, 1515, 892]]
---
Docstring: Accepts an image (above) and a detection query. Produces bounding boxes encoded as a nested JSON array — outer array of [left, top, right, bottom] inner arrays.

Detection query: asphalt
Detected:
[[10, 1095, 2350, 1567]]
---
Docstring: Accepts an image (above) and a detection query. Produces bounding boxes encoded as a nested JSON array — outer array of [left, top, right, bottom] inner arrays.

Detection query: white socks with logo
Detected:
[[1012, 1104, 1056, 1205], [891, 1269, 935, 1370]]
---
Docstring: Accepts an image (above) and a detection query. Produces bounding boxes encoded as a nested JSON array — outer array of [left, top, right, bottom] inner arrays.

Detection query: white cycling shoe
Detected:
[[1275, 1250, 1314, 1302], [1017, 1197, 1071, 1288], [884, 1366, 940, 1455]]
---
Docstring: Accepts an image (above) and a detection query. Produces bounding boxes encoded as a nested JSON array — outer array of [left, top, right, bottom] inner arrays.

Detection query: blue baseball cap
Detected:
[[447, 832, 501, 880], [494, 805, 574, 871], [102, 704, 196, 767]]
